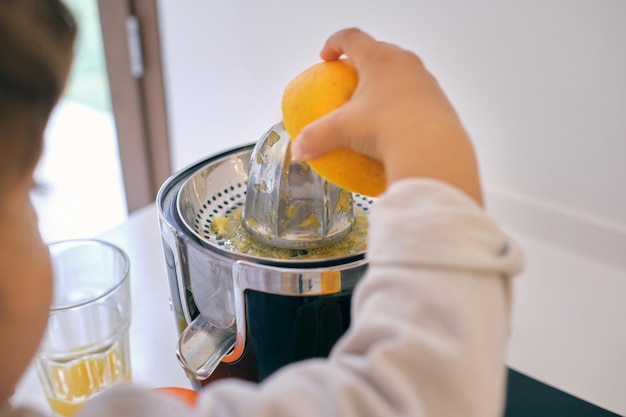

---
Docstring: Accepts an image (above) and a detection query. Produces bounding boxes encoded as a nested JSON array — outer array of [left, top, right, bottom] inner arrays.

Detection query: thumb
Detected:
[[291, 102, 371, 161]]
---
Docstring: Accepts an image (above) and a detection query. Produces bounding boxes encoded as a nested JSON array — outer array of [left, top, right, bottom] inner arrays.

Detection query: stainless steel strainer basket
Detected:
[[175, 144, 375, 265], [175, 152, 249, 252]]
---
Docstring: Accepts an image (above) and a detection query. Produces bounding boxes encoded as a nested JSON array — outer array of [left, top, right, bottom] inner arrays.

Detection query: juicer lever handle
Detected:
[[176, 315, 237, 380]]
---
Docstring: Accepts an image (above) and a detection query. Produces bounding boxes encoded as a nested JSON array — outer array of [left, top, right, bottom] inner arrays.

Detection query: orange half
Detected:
[[154, 387, 199, 407], [282, 60, 386, 197]]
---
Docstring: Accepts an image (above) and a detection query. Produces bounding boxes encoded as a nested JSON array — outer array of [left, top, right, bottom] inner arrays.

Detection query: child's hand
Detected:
[[291, 28, 483, 205]]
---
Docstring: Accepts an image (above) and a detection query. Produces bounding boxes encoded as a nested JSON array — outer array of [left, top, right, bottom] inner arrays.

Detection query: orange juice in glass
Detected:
[[35, 240, 131, 416]]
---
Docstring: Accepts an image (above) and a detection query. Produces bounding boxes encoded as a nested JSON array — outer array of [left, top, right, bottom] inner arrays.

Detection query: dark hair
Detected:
[[0, 0, 77, 192]]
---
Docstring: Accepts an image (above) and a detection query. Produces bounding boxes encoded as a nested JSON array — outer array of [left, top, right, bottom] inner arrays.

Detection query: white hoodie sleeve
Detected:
[[79, 178, 524, 417]]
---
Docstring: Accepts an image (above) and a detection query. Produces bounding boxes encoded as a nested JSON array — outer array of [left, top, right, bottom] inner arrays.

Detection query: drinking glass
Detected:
[[35, 239, 132, 417]]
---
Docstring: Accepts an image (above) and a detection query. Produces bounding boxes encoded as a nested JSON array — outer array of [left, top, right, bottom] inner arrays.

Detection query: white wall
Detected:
[[156, 0, 626, 268]]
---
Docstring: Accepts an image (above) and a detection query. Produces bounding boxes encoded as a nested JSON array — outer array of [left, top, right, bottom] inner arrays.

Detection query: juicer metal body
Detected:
[[156, 143, 369, 385]]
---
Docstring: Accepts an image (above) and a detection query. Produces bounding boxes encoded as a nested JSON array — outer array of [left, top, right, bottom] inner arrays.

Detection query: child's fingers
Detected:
[[320, 28, 376, 64], [291, 102, 372, 161]]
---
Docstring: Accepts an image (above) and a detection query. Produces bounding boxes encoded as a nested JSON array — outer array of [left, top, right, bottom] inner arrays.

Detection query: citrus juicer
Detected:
[[157, 122, 374, 385]]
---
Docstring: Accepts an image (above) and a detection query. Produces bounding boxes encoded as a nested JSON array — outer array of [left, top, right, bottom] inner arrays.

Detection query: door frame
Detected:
[[98, 0, 171, 212]]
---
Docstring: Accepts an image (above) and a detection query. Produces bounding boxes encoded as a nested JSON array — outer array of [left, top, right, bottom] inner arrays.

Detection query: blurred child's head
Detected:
[[0, 0, 76, 404]]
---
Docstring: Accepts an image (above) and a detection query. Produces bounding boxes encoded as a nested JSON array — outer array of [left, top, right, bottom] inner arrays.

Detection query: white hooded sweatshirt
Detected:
[[9, 178, 524, 417]]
